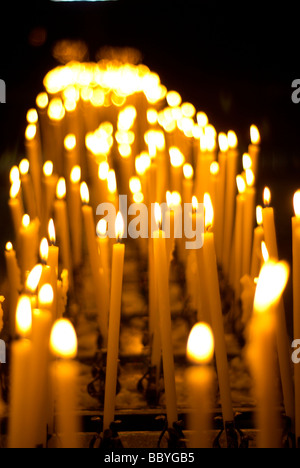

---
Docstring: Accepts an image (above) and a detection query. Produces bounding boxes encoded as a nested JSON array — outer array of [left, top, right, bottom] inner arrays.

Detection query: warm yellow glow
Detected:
[[107, 170, 117, 194], [155, 203, 162, 228], [26, 109, 38, 124], [26, 265, 43, 293], [6, 242, 13, 252], [38, 284, 54, 308], [227, 131, 238, 149], [22, 215, 30, 228], [115, 212, 125, 242], [98, 161, 110, 181], [135, 153, 151, 176], [210, 162, 220, 176], [43, 161, 54, 178], [181, 102, 196, 118], [183, 163, 194, 180], [10, 181, 21, 199], [166, 91, 182, 108], [48, 219, 56, 245], [129, 177, 142, 195], [56, 178, 66, 200], [119, 143, 132, 158], [50, 319, 78, 359], [10, 166, 20, 184], [187, 323, 214, 364], [170, 191, 182, 208], [64, 98, 77, 113], [166, 191, 172, 209], [236, 175, 246, 194], [40, 238, 49, 263], [263, 187, 271, 207], [16, 296, 32, 337], [261, 242, 269, 263], [116, 130, 135, 146], [64, 134, 76, 151], [204, 193, 214, 230], [48, 98, 65, 121], [293, 191, 300, 218], [96, 219, 107, 237], [254, 261, 289, 313], [256, 206, 263, 226], [242, 154, 252, 171], [218, 133, 229, 152], [245, 169, 255, 188], [133, 192, 144, 204], [170, 147, 185, 168], [147, 109, 158, 125], [19, 159, 30, 176], [90, 88, 105, 107], [36, 92, 49, 110], [192, 196, 199, 212], [80, 182, 90, 204], [118, 106, 137, 131], [197, 112, 209, 128], [250, 125, 261, 145], [25, 124, 37, 141], [70, 166, 81, 184]]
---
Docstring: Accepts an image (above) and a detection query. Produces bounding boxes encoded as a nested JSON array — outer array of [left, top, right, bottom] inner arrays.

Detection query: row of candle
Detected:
[[2, 58, 300, 448]]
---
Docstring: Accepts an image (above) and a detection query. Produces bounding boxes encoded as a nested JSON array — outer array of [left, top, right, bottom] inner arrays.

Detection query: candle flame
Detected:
[[40, 238, 49, 263], [169, 147, 185, 168], [26, 265, 43, 293], [183, 163, 194, 180], [50, 319, 78, 359], [218, 133, 229, 152], [107, 170, 117, 195], [133, 192, 144, 204], [22, 214, 30, 228], [227, 131, 238, 149], [243, 153, 253, 171], [197, 112, 209, 128], [293, 190, 300, 218], [25, 124, 37, 141], [64, 134, 76, 151], [43, 161, 53, 177], [181, 102, 196, 119], [10, 166, 20, 185], [115, 212, 125, 242], [245, 169, 255, 188], [250, 125, 261, 145], [166, 91, 182, 108], [6, 242, 13, 252], [56, 178, 66, 200], [80, 182, 90, 204], [256, 206, 263, 226], [70, 166, 81, 184], [48, 98, 65, 121], [16, 295, 32, 337], [254, 261, 289, 313], [187, 323, 215, 365], [192, 196, 199, 212], [147, 109, 158, 125], [261, 242, 269, 263], [26, 109, 38, 124], [10, 181, 21, 199], [236, 175, 246, 194], [263, 187, 271, 207], [48, 219, 56, 245], [38, 284, 54, 308], [98, 161, 110, 181], [96, 219, 107, 238], [204, 193, 214, 230], [210, 162, 220, 176], [155, 203, 162, 229], [129, 177, 142, 195], [36, 92, 49, 110], [19, 159, 30, 176]]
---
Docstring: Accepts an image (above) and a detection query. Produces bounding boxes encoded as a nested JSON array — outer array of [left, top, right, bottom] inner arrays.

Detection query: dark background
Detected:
[[0, 0, 299, 331]]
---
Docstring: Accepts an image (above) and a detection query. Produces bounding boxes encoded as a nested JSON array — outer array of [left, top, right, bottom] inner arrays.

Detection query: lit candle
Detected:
[[242, 168, 257, 277], [202, 194, 234, 426], [5, 242, 21, 337], [250, 206, 265, 279], [292, 191, 300, 443], [36, 92, 50, 161], [42, 161, 58, 236], [153, 204, 178, 428], [8, 296, 33, 448], [216, 133, 229, 263], [25, 123, 42, 216], [64, 135, 79, 184], [81, 182, 109, 345], [19, 159, 37, 219], [47, 98, 66, 175], [186, 323, 215, 448], [9, 180, 24, 244], [48, 219, 59, 322], [103, 213, 125, 432], [233, 176, 246, 297], [39, 238, 52, 290], [96, 219, 111, 293], [182, 163, 194, 207], [50, 319, 80, 448], [169, 147, 185, 194], [247, 260, 289, 448], [262, 187, 295, 424], [223, 131, 239, 277], [69, 166, 82, 268], [54, 178, 73, 287], [19, 214, 39, 284], [248, 125, 261, 180]]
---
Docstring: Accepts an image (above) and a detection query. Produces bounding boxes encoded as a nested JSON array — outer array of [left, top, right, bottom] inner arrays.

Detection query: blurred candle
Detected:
[[96, 219, 111, 293], [9, 180, 24, 243], [247, 261, 289, 448], [69, 166, 82, 268], [5, 242, 21, 337], [25, 123, 42, 217], [186, 323, 215, 448], [42, 161, 58, 235], [233, 176, 246, 297], [19, 159, 37, 219], [50, 319, 80, 448], [19, 214, 39, 284], [48, 219, 59, 322], [182, 163, 194, 207], [216, 133, 228, 263], [248, 125, 261, 180], [103, 213, 125, 432], [250, 206, 265, 279], [242, 168, 257, 277], [54, 178, 72, 287], [292, 191, 300, 443], [39, 238, 52, 290]]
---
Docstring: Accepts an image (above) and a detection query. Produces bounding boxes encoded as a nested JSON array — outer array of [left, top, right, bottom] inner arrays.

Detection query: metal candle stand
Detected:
[[87, 349, 121, 405]]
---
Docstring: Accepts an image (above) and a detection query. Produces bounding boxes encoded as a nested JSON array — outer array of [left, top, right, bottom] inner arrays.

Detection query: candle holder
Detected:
[[89, 419, 124, 449], [137, 364, 163, 407], [157, 418, 187, 448], [87, 350, 121, 405], [213, 414, 251, 449]]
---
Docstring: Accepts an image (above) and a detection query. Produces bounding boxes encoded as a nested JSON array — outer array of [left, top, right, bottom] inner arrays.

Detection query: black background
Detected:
[[0, 0, 299, 330]]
